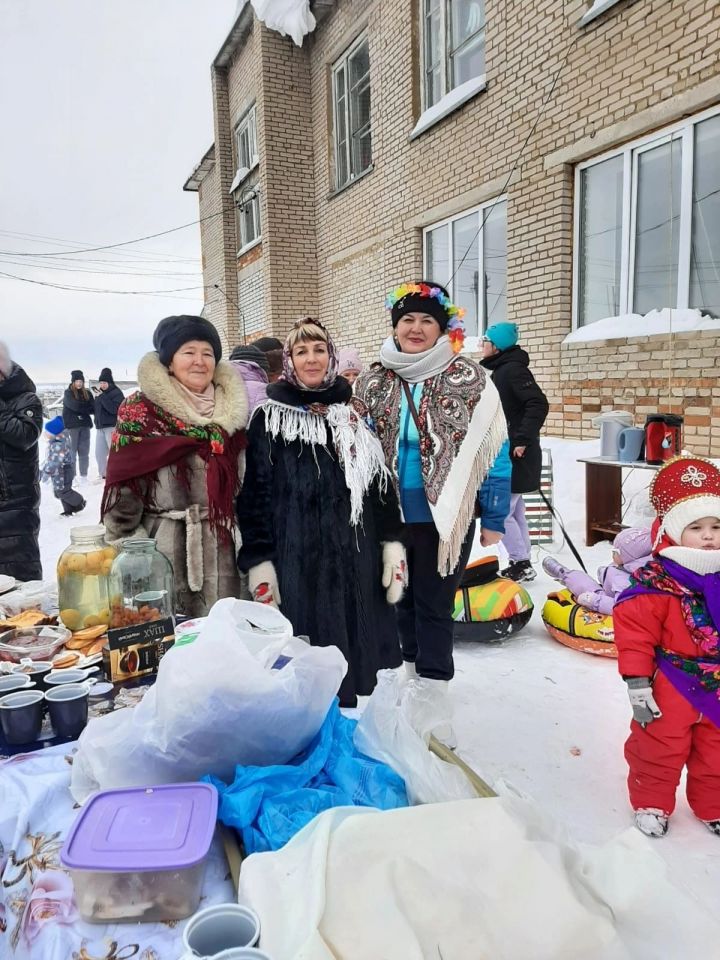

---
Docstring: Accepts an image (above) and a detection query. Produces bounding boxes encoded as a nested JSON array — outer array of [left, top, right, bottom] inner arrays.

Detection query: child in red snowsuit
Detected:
[[614, 456, 720, 838]]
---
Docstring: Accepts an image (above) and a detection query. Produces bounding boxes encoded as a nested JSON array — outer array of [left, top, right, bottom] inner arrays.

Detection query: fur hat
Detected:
[[98, 368, 114, 383], [45, 416, 64, 436], [650, 456, 720, 544], [229, 344, 269, 372], [484, 322, 519, 352], [253, 336, 283, 353], [612, 527, 652, 568], [153, 315, 222, 367], [70, 370, 84, 382], [338, 347, 363, 376]]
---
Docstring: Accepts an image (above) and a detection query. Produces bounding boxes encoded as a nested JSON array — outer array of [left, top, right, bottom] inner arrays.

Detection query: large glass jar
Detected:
[[57, 526, 117, 632], [108, 540, 175, 628]]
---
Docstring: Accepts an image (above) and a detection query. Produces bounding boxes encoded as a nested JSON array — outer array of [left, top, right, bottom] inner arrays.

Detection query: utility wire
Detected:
[[0, 269, 204, 296], [0, 211, 223, 258], [0, 229, 200, 263], [0, 257, 202, 279]]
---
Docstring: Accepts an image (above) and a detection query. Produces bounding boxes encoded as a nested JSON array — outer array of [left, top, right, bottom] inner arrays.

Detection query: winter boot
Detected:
[[634, 808, 669, 837], [70, 498, 87, 516], [501, 559, 537, 583], [701, 820, 720, 836], [541, 556, 570, 582]]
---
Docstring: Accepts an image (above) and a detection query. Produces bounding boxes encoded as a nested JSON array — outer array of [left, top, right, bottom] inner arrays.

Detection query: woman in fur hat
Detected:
[[356, 282, 510, 748], [101, 315, 249, 616], [236, 318, 404, 707]]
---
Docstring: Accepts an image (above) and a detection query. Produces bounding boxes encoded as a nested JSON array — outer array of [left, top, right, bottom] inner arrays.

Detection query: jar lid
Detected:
[[69, 524, 107, 541]]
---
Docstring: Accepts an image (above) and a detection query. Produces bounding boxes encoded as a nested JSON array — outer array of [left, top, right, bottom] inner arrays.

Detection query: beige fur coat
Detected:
[[103, 352, 249, 616]]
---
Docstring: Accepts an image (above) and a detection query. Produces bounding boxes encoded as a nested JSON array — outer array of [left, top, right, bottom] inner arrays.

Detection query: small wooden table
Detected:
[[577, 457, 660, 546]]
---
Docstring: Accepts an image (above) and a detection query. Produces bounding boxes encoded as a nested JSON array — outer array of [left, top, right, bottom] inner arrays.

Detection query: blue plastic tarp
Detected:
[[205, 701, 408, 853]]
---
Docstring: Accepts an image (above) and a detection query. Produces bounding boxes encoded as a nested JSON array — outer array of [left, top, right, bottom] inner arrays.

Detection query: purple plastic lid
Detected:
[[61, 782, 218, 872]]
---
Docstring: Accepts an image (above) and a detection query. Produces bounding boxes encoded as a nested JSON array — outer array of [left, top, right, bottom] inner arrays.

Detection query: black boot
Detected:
[[501, 560, 537, 583]]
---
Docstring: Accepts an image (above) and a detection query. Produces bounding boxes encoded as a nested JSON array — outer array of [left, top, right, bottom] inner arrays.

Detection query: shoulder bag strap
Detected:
[[401, 379, 423, 434]]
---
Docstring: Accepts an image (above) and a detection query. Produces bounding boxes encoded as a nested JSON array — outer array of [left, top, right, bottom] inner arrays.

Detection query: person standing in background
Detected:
[[92, 368, 124, 479], [0, 341, 43, 581], [41, 416, 86, 517], [62, 370, 94, 481], [481, 323, 548, 583], [253, 336, 284, 384], [229, 344, 270, 414]]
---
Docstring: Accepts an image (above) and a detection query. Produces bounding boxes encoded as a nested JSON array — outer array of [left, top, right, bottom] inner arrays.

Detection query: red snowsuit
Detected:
[[614, 592, 720, 820]]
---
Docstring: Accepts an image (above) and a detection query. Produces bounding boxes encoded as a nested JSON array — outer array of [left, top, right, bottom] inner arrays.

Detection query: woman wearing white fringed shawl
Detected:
[[236, 318, 405, 708], [356, 282, 511, 748]]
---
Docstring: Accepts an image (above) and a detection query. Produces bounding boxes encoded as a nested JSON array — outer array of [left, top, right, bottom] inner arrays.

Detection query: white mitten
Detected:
[[626, 677, 662, 726], [382, 541, 407, 604], [248, 560, 281, 608]]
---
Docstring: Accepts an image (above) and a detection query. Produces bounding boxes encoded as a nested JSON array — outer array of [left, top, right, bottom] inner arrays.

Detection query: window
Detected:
[[424, 199, 507, 337], [574, 107, 720, 325], [232, 106, 261, 253], [237, 188, 261, 252], [332, 36, 371, 190], [234, 106, 258, 174], [423, 0, 485, 109]]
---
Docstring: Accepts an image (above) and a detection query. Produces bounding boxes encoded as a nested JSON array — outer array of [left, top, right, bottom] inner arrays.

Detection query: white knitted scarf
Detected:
[[379, 334, 456, 383]]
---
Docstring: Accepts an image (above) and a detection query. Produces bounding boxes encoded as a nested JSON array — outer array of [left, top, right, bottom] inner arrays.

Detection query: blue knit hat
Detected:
[[45, 416, 64, 436], [485, 322, 519, 351]]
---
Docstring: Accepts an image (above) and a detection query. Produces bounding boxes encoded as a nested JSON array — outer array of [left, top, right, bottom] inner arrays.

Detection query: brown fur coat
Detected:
[[102, 352, 248, 616]]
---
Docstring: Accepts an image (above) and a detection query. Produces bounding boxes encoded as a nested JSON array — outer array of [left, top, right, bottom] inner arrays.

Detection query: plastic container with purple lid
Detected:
[[61, 782, 218, 923]]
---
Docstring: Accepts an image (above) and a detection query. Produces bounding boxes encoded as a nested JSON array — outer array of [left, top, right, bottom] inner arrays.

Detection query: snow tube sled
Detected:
[[453, 557, 533, 642], [541, 589, 617, 658]]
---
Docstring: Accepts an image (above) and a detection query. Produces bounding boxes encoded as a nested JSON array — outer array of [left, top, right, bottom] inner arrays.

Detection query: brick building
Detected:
[[184, 0, 720, 452]]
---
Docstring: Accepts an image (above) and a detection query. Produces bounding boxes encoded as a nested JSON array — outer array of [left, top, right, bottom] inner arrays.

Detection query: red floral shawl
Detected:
[[101, 391, 247, 542]]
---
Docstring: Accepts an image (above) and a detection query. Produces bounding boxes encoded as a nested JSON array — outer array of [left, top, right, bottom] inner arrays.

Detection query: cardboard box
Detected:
[[103, 616, 175, 683]]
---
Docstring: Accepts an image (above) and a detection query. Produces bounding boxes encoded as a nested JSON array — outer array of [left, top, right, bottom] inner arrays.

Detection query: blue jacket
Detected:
[[397, 388, 511, 532]]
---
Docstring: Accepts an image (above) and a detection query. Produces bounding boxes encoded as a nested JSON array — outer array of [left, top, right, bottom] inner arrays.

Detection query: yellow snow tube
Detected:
[[541, 589, 617, 658]]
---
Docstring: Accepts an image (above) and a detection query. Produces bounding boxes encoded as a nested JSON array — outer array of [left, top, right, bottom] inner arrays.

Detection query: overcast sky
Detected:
[[0, 0, 237, 383]]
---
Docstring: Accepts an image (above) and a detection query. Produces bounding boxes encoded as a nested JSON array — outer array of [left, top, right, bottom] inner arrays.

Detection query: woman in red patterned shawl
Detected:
[[101, 316, 248, 616]]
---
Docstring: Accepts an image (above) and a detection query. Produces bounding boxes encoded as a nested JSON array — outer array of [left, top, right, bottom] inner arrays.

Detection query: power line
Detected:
[[0, 229, 200, 263], [0, 211, 224, 258], [0, 257, 202, 279], [0, 269, 205, 296]]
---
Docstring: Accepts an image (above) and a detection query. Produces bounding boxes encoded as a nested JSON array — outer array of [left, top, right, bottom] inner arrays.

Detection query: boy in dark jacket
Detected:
[[92, 368, 124, 479], [481, 323, 549, 582], [41, 416, 86, 516]]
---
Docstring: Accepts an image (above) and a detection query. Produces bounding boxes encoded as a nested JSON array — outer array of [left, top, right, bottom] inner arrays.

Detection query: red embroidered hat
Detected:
[[649, 456, 720, 543]]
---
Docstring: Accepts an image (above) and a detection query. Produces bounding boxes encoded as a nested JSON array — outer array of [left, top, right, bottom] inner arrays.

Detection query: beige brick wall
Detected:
[[189, 0, 720, 450]]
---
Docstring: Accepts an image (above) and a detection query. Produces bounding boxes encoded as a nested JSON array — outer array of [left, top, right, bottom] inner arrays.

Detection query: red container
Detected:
[[644, 415, 683, 464]]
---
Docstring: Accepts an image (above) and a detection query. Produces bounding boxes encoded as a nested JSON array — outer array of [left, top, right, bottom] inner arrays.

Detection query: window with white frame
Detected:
[[332, 36, 371, 190], [234, 106, 258, 174], [423, 0, 486, 109], [575, 107, 720, 326], [423, 199, 507, 337], [232, 106, 261, 252]]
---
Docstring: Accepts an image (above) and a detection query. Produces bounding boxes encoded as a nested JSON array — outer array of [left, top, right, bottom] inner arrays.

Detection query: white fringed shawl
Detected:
[[261, 400, 389, 527]]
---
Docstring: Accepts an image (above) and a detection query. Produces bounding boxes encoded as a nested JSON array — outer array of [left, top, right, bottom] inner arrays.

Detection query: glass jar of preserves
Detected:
[[57, 526, 117, 632], [108, 540, 175, 629]]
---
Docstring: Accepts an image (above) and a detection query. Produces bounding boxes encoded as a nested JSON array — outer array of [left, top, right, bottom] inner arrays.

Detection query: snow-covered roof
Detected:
[[183, 144, 216, 193], [564, 308, 720, 345]]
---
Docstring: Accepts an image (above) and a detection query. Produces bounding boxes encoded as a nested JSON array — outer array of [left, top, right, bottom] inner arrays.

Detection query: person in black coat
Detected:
[[92, 367, 124, 479], [236, 318, 404, 707], [62, 370, 94, 480], [0, 342, 43, 581], [481, 323, 549, 582]]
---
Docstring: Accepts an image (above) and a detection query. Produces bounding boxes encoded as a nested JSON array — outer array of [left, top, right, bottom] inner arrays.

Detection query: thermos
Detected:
[[644, 414, 683, 464], [592, 411, 634, 459]]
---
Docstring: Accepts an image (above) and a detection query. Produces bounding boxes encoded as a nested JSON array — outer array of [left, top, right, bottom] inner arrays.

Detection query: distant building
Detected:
[[184, 0, 720, 453]]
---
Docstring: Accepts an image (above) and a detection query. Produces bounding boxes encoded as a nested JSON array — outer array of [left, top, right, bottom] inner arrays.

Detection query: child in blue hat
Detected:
[[41, 417, 86, 517]]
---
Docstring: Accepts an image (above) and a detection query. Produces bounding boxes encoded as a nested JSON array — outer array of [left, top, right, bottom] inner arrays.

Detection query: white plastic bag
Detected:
[[354, 670, 478, 805], [71, 598, 347, 802]]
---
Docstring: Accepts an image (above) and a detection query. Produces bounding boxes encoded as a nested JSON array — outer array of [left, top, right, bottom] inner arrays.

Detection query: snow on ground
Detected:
[[37, 437, 720, 921]]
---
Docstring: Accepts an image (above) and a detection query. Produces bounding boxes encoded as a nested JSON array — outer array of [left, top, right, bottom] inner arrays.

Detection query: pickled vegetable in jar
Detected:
[[109, 539, 175, 629], [57, 525, 117, 632]]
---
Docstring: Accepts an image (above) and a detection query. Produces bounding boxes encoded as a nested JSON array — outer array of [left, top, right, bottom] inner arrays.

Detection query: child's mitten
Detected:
[[625, 677, 662, 726], [248, 560, 281, 608]]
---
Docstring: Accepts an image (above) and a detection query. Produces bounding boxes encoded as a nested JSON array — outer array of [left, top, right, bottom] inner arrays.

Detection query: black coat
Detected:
[[481, 346, 549, 494], [236, 379, 402, 706], [0, 364, 43, 581], [94, 383, 124, 428], [62, 387, 94, 429]]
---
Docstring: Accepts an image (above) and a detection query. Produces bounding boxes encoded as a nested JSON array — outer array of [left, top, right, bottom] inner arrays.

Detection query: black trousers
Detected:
[[396, 520, 475, 681]]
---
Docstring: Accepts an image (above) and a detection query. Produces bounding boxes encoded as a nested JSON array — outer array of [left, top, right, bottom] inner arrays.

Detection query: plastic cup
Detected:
[[0, 689, 44, 744], [45, 683, 89, 738], [181, 904, 260, 958], [0, 674, 35, 695]]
